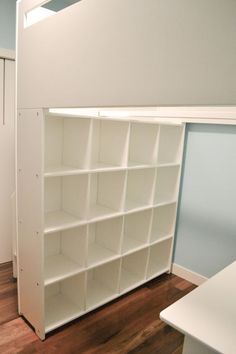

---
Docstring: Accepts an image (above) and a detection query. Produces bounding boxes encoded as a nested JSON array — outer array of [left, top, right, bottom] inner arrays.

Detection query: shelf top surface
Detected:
[[160, 261, 236, 353]]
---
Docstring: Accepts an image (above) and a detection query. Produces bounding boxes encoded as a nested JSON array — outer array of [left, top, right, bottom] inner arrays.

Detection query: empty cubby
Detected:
[[45, 272, 86, 332], [88, 171, 126, 220], [44, 174, 89, 233], [154, 166, 180, 205], [150, 203, 177, 244], [45, 116, 91, 175], [147, 239, 172, 280], [120, 248, 148, 293], [128, 123, 159, 166], [90, 119, 129, 169], [125, 168, 155, 211], [86, 260, 120, 310], [87, 217, 123, 267], [122, 210, 151, 254], [44, 226, 87, 285], [157, 125, 183, 165]]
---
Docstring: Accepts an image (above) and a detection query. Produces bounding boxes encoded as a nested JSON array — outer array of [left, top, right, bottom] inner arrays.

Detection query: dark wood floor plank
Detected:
[[0, 263, 196, 354], [0, 262, 18, 326]]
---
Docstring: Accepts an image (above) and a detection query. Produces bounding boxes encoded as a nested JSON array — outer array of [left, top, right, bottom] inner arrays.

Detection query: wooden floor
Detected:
[[0, 262, 195, 354]]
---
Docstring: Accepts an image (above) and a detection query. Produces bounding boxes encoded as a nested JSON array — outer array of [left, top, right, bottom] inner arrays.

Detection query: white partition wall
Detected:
[[17, 0, 236, 108], [17, 108, 185, 339]]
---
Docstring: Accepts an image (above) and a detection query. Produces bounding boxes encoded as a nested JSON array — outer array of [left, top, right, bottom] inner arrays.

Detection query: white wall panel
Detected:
[[17, 0, 236, 109]]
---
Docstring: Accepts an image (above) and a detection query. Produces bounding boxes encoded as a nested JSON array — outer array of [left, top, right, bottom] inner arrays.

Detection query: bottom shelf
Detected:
[[43, 242, 172, 335], [45, 293, 84, 333], [45, 273, 86, 332], [120, 269, 143, 293], [86, 279, 116, 310]]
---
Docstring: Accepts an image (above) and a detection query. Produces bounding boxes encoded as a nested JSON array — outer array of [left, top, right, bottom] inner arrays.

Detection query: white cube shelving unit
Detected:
[[17, 110, 185, 339]]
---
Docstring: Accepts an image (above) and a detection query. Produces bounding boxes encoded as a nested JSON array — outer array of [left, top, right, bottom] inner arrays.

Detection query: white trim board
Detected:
[[171, 263, 208, 286], [47, 107, 236, 125], [0, 48, 15, 61]]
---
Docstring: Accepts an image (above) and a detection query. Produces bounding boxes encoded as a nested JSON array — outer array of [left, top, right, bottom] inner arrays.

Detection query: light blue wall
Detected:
[[0, 0, 16, 50], [174, 124, 236, 278]]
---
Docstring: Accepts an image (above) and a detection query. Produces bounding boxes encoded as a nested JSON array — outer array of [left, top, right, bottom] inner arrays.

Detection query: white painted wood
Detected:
[[18, 110, 185, 338], [158, 125, 184, 164], [125, 169, 156, 212], [47, 107, 236, 125], [86, 260, 120, 310], [154, 166, 180, 205], [122, 210, 151, 255], [120, 248, 149, 293], [147, 239, 173, 280], [45, 272, 86, 332], [17, 109, 45, 339], [44, 174, 89, 232], [150, 203, 177, 244], [128, 123, 159, 166], [171, 263, 208, 286], [89, 171, 126, 219], [161, 262, 236, 354], [87, 217, 123, 267], [0, 59, 15, 264], [90, 119, 129, 169], [44, 226, 87, 285], [45, 115, 91, 174]]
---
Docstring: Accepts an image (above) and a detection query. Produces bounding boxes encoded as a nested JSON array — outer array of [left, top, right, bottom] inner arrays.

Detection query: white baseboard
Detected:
[[171, 263, 208, 286]]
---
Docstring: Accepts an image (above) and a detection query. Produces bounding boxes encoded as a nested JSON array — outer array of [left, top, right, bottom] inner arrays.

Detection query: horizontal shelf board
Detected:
[[147, 265, 170, 280], [128, 161, 154, 169], [44, 162, 182, 178], [122, 236, 148, 255], [44, 254, 84, 286], [87, 280, 116, 310], [150, 234, 174, 246], [153, 200, 177, 208], [45, 293, 84, 333], [87, 243, 119, 268], [88, 205, 120, 221], [44, 165, 89, 177], [44, 211, 84, 234], [125, 200, 150, 213], [90, 162, 123, 171], [147, 267, 170, 281], [157, 163, 180, 168], [120, 269, 144, 293]]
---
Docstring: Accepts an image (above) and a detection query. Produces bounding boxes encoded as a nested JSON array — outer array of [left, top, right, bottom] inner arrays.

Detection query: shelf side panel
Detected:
[[17, 109, 45, 339]]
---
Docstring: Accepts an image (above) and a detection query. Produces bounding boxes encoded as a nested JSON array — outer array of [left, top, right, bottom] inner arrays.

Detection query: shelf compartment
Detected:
[[150, 203, 176, 244], [87, 217, 123, 267], [154, 166, 180, 205], [45, 273, 86, 332], [90, 119, 129, 170], [125, 169, 155, 211], [88, 171, 126, 220], [120, 248, 148, 293], [86, 260, 120, 310], [128, 122, 159, 167], [45, 116, 91, 175], [157, 125, 183, 164], [122, 210, 151, 254], [147, 239, 172, 280], [44, 175, 89, 233], [44, 226, 87, 285]]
